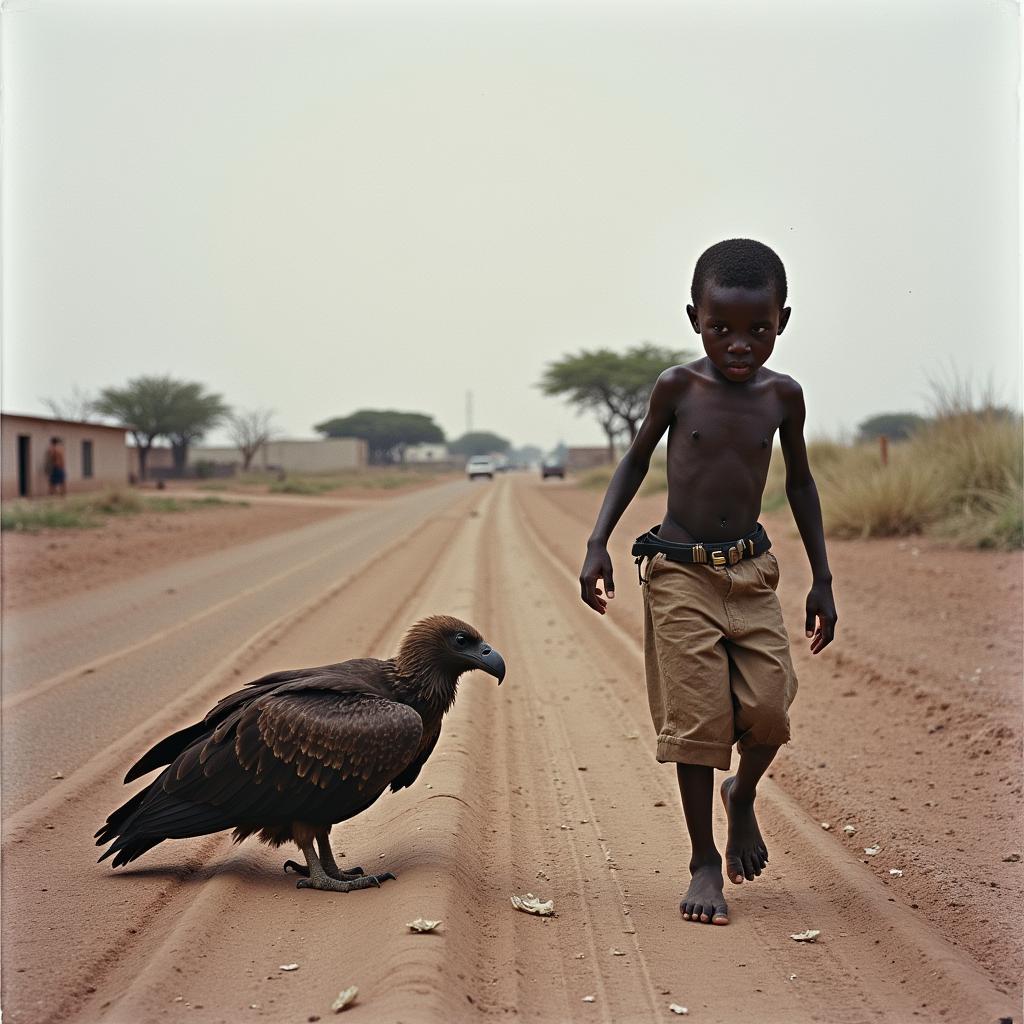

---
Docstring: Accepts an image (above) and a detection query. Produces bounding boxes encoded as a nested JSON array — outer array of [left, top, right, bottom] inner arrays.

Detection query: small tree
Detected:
[[448, 431, 511, 458], [539, 344, 691, 459], [857, 413, 928, 443], [96, 376, 180, 480], [314, 410, 445, 464], [165, 383, 229, 474], [228, 408, 276, 471]]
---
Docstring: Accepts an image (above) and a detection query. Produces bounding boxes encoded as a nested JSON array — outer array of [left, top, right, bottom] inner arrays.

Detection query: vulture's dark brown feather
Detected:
[[96, 615, 505, 890]]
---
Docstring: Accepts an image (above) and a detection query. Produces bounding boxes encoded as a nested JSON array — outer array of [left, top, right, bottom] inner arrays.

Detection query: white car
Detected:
[[466, 456, 495, 480]]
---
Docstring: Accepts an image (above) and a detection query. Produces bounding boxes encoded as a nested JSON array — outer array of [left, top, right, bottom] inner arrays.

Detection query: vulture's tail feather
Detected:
[[95, 786, 151, 845], [97, 780, 237, 867]]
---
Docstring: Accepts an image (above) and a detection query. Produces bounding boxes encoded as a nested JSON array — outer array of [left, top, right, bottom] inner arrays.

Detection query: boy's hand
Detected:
[[580, 543, 615, 614], [804, 581, 837, 654]]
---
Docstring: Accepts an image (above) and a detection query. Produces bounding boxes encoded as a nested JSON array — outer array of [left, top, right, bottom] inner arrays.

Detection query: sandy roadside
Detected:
[[1, 500, 345, 612]]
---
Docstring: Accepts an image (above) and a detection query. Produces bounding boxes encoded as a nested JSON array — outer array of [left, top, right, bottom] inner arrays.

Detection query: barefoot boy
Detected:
[[579, 238, 837, 926]]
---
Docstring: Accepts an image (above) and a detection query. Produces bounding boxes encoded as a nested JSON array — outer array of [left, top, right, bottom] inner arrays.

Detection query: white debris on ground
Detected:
[[889, 868, 904, 877], [406, 918, 441, 933], [510, 893, 555, 916], [279, 963, 299, 971], [610, 948, 626, 956], [331, 986, 358, 1012], [582, 995, 596, 1003], [843, 824, 856, 834], [820, 822, 831, 830], [669, 1004, 689, 1015], [790, 929, 821, 943], [864, 845, 881, 856]]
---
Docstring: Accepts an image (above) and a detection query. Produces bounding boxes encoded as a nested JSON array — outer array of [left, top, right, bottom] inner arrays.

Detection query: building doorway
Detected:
[[17, 435, 31, 497]]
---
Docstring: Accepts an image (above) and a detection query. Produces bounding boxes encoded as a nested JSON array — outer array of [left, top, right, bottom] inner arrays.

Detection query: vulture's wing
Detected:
[[389, 724, 441, 793], [124, 659, 398, 783], [135, 692, 424, 836]]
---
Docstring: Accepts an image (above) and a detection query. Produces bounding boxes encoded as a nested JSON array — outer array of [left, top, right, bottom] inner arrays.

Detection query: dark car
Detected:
[[541, 459, 565, 480]]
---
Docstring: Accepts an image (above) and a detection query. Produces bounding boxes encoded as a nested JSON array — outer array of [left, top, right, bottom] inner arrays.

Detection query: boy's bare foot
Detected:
[[721, 776, 768, 884], [679, 859, 729, 924]]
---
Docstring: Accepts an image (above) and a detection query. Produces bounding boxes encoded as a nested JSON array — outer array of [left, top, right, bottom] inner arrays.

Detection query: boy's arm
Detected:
[[778, 380, 837, 654], [579, 371, 678, 614]]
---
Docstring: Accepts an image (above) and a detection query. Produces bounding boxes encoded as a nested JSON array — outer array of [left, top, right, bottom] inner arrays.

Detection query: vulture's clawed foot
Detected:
[[284, 859, 364, 880], [296, 870, 396, 893]]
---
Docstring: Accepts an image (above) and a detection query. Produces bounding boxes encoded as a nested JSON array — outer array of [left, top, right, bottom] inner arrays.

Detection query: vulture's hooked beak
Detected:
[[469, 643, 506, 684]]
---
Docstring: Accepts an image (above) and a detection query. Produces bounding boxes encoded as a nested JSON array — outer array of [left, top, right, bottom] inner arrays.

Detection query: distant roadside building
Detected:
[[190, 437, 367, 474], [1, 413, 128, 498], [566, 446, 615, 471], [403, 443, 451, 464]]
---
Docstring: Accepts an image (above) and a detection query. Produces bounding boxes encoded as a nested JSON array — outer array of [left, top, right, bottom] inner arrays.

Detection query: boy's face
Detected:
[[686, 281, 791, 384]]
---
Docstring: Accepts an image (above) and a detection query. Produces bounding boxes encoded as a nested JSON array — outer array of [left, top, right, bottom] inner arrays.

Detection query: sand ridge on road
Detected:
[[2, 475, 1018, 1023]]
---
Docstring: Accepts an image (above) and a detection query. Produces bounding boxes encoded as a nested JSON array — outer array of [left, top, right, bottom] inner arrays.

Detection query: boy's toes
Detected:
[[726, 855, 744, 885], [712, 903, 729, 925]]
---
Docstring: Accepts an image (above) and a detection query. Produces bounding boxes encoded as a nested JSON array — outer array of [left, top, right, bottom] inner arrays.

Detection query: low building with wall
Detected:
[[190, 437, 367, 474], [566, 446, 615, 471], [404, 443, 451, 464], [2, 413, 129, 498]]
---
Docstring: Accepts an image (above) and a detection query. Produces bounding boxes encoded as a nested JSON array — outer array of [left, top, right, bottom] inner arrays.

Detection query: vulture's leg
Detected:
[[283, 833, 364, 880], [317, 833, 364, 879], [293, 839, 395, 893]]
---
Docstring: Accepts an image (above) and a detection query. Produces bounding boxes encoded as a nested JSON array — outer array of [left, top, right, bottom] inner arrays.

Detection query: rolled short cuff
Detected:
[[655, 734, 732, 770], [735, 721, 791, 753]]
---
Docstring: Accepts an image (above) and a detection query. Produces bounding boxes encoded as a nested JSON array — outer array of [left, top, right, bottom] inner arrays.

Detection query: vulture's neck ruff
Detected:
[[391, 615, 482, 718]]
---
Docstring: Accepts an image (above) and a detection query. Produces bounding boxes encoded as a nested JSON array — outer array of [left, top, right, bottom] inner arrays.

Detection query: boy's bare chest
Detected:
[[669, 390, 784, 457]]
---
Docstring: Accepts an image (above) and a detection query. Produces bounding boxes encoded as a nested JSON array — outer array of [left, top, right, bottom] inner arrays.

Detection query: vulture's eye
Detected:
[[454, 632, 468, 647]]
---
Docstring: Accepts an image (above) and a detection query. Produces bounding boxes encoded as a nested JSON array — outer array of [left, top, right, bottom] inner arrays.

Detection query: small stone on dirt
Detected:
[[790, 929, 821, 942], [843, 825, 856, 834], [669, 1005, 689, 1015], [654, 800, 667, 807], [864, 845, 881, 856], [52, 772, 64, 780], [510, 893, 554, 916], [611, 948, 626, 956], [331, 987, 358, 1012], [820, 822, 831, 830], [582, 995, 596, 1003], [1002, 852, 1021, 863], [889, 869, 904, 877], [279, 963, 299, 971]]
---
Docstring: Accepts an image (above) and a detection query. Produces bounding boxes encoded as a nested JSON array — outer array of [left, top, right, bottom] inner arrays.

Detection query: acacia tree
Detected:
[[857, 413, 928, 442], [539, 344, 691, 459], [95, 375, 226, 479], [166, 383, 229, 474], [228, 408, 276, 470], [314, 409, 445, 464]]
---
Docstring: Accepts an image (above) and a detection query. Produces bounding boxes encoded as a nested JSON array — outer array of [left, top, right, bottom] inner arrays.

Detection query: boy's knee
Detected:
[[736, 706, 790, 750]]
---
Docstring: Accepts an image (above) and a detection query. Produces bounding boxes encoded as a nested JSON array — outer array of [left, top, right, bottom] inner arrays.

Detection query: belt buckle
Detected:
[[711, 549, 727, 568], [728, 545, 741, 566]]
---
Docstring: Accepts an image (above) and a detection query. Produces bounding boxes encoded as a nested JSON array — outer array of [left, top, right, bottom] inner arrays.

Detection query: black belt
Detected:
[[632, 523, 771, 582]]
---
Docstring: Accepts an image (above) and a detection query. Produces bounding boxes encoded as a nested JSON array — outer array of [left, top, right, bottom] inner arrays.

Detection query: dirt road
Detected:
[[2, 475, 1019, 1023]]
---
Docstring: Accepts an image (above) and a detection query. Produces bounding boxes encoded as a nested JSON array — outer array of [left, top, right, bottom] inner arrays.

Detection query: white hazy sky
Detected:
[[3, 0, 1019, 449]]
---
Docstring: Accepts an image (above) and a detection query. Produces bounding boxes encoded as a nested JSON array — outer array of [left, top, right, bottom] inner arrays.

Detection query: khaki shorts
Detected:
[[642, 550, 798, 770]]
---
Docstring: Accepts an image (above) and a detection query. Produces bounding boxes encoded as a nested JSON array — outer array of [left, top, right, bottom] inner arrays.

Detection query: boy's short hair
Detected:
[[691, 239, 788, 308]]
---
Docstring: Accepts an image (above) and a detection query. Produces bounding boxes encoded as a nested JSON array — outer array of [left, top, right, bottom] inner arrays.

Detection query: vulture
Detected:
[[96, 615, 505, 892]]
